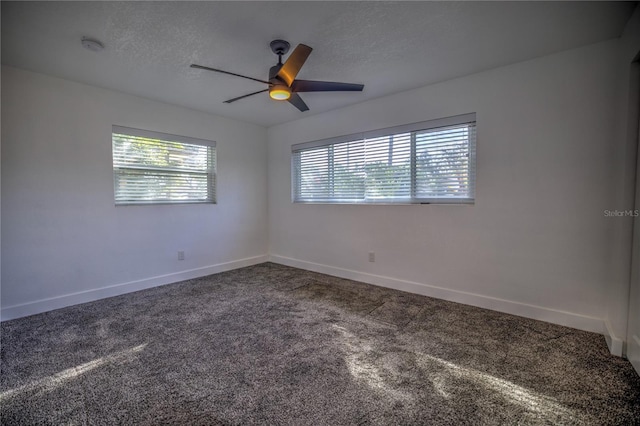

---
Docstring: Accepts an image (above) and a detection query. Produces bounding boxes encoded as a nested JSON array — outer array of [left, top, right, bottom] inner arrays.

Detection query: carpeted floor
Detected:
[[1, 263, 639, 425]]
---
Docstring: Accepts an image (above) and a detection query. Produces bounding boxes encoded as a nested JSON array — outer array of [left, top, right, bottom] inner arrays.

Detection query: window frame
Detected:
[[112, 125, 217, 206], [291, 113, 476, 205]]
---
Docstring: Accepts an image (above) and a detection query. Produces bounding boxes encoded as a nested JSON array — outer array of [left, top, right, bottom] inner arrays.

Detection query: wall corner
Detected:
[[604, 318, 625, 357]]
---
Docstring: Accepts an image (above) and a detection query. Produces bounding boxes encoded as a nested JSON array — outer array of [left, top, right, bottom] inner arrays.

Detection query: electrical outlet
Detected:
[[368, 252, 375, 262], [178, 251, 185, 261]]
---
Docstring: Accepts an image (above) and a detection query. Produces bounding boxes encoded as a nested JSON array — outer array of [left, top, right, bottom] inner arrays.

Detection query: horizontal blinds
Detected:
[[112, 128, 216, 205], [292, 114, 475, 204], [414, 124, 475, 202], [292, 112, 475, 152], [364, 132, 412, 200], [293, 140, 366, 202]]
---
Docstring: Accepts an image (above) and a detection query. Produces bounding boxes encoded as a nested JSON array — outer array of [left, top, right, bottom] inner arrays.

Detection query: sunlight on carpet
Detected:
[[418, 353, 591, 423], [334, 322, 590, 424], [0, 344, 147, 402], [2, 264, 638, 424], [334, 324, 414, 402]]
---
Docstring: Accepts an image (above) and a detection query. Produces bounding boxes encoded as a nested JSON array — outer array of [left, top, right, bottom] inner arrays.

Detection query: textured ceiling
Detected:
[[1, 1, 635, 127]]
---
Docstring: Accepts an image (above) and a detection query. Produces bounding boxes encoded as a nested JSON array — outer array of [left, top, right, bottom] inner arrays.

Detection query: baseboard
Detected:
[[2, 253, 612, 353], [0, 255, 269, 321], [603, 319, 625, 357], [269, 254, 604, 335]]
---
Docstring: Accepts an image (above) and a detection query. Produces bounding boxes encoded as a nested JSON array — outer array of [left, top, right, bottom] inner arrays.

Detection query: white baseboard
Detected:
[[269, 254, 604, 335], [3, 254, 616, 355], [0, 255, 269, 321], [603, 319, 625, 357]]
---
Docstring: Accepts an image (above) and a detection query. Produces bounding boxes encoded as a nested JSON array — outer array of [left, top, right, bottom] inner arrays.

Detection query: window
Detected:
[[112, 126, 216, 205], [292, 113, 476, 204]]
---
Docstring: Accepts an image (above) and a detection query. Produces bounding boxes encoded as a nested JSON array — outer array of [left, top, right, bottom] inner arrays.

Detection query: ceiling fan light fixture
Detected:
[[269, 85, 291, 101]]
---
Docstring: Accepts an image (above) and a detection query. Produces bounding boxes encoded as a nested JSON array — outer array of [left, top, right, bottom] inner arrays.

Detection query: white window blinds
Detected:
[[112, 126, 216, 205], [292, 113, 476, 204]]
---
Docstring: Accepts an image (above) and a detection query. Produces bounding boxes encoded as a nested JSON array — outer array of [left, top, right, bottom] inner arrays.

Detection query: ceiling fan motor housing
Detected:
[[268, 43, 290, 101], [269, 64, 283, 81], [268, 66, 290, 101]]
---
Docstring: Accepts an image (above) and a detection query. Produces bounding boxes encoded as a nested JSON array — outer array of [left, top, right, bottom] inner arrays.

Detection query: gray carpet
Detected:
[[1, 263, 639, 425]]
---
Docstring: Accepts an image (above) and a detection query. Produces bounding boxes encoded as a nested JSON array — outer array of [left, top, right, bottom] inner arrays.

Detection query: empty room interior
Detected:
[[2, 1, 640, 424]]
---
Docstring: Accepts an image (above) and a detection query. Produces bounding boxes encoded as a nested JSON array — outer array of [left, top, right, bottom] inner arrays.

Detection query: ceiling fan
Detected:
[[190, 40, 364, 112]]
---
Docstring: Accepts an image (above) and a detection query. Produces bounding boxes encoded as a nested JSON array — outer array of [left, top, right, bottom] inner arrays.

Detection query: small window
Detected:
[[292, 113, 476, 204], [112, 126, 216, 205]]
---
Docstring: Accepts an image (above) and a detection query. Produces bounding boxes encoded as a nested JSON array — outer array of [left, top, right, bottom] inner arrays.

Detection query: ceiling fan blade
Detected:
[[287, 93, 309, 112], [190, 64, 271, 85], [223, 89, 269, 104], [291, 80, 364, 92], [276, 44, 313, 87]]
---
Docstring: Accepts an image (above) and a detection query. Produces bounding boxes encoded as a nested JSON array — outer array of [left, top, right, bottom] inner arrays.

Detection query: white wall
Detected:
[[1, 66, 268, 320], [268, 40, 620, 334], [606, 5, 640, 358], [1, 35, 632, 348]]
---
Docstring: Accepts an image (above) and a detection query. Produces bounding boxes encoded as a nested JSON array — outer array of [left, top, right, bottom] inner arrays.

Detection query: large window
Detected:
[[112, 126, 216, 205], [292, 113, 476, 204]]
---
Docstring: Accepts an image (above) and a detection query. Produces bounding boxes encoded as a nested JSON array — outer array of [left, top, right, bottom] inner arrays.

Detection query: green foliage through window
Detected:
[[112, 126, 216, 205], [292, 115, 475, 204]]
